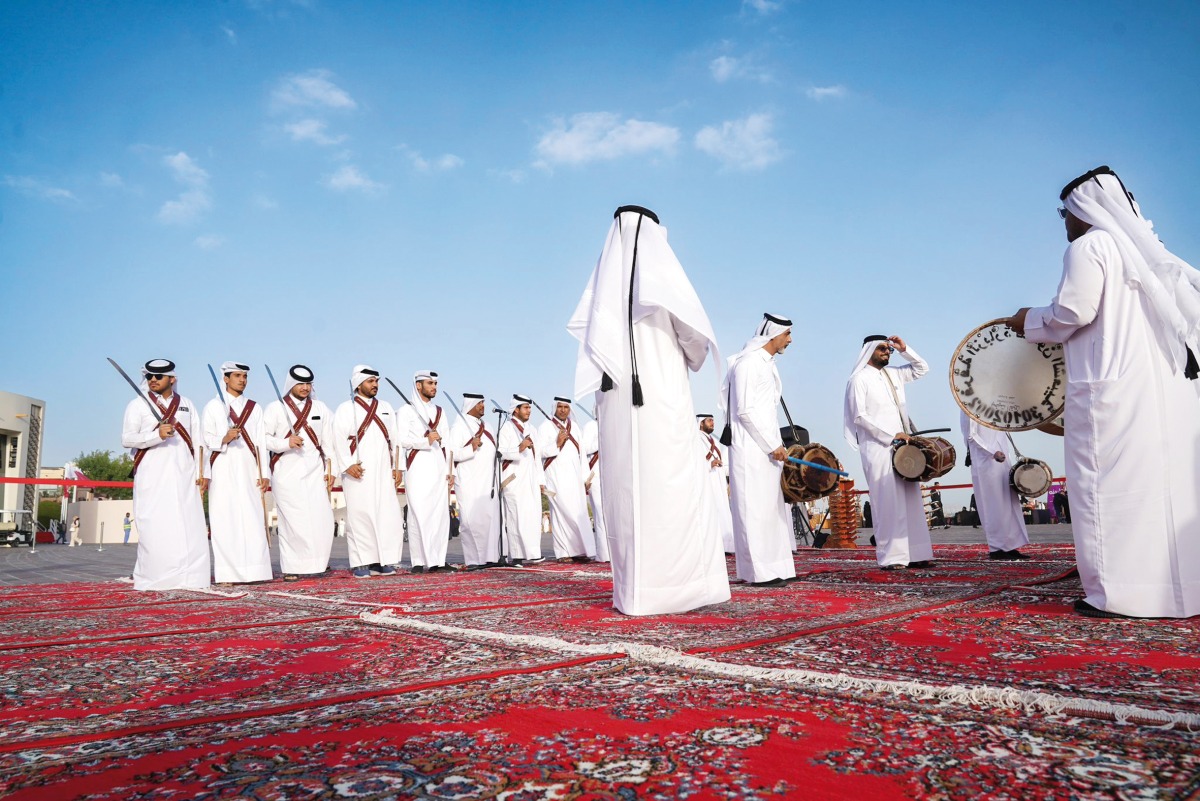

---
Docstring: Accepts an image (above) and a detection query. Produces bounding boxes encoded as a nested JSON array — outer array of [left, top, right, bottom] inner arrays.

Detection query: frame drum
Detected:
[[950, 319, 1066, 432], [1010, 458, 1053, 498], [892, 436, 956, 483], [781, 443, 842, 503]]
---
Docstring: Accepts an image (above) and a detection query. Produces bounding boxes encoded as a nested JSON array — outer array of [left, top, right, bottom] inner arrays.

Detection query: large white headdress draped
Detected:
[[567, 205, 721, 403], [1064, 168, 1200, 375]]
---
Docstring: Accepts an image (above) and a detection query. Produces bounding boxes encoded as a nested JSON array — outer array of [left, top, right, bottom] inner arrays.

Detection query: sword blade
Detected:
[[106, 357, 162, 422]]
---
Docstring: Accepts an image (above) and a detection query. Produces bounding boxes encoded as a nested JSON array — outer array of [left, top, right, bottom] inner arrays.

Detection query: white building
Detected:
[[0, 390, 46, 525]]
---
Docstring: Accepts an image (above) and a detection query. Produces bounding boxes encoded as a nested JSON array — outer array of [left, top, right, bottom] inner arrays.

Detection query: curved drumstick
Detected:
[[786, 457, 849, 477]]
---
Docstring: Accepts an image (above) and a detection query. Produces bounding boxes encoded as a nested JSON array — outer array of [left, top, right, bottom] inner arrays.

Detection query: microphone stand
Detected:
[[491, 403, 510, 566]]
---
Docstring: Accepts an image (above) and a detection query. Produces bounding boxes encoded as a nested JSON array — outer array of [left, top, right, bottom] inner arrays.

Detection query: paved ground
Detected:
[[0, 524, 1074, 586]]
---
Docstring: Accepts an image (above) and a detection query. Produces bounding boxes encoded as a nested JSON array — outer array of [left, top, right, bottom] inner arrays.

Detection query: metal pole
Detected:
[[97, 521, 105, 552]]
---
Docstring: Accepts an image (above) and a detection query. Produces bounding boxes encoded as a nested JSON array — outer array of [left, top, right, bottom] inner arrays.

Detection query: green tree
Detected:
[[74, 449, 134, 500], [37, 499, 61, 530]]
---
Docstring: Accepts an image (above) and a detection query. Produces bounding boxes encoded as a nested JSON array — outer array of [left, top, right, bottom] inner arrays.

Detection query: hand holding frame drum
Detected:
[[950, 318, 1065, 432]]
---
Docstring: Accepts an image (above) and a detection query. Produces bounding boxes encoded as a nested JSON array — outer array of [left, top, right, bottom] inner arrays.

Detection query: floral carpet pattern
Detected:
[[2, 544, 1197, 799]]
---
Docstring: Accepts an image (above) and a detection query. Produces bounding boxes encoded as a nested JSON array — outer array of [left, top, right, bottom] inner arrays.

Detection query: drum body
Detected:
[[781, 443, 842, 503], [1009, 458, 1052, 498], [950, 319, 1066, 432], [892, 436, 956, 483]]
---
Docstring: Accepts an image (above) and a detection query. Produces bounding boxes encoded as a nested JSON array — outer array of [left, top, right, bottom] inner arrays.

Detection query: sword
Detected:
[[529, 397, 563, 429], [209, 364, 271, 545], [207, 363, 229, 409], [264, 364, 297, 437], [106, 357, 163, 422], [575, 405, 596, 422], [383, 377, 412, 406], [349, 380, 362, 466]]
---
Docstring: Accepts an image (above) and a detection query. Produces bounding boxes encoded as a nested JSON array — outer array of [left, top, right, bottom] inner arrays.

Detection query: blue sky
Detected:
[[3, 0, 1199, 507]]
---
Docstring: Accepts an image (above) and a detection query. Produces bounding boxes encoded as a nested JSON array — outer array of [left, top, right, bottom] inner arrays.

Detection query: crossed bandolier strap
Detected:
[[502, 418, 534, 472], [349, 396, 395, 468], [132, 393, 194, 475], [703, 433, 722, 466], [269, 395, 327, 472], [542, 418, 579, 470], [210, 400, 259, 468], [405, 406, 445, 470]]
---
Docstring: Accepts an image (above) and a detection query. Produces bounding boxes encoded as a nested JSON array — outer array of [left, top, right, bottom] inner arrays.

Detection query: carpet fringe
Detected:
[[188, 587, 248, 599], [360, 609, 1200, 732]]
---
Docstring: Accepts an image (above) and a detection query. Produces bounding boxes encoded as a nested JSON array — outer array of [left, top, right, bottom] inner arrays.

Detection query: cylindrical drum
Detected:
[[781, 443, 842, 503], [892, 436, 956, 483]]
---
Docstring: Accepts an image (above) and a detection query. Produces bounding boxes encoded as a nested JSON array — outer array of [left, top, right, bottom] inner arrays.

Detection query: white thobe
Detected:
[[202, 396, 272, 583], [698, 431, 735, 553], [498, 418, 544, 560], [398, 400, 452, 569], [332, 397, 404, 568], [728, 349, 795, 582], [450, 414, 502, 565], [265, 396, 335, 575], [581, 420, 610, 563], [122, 392, 210, 591], [846, 348, 933, 567], [538, 417, 596, 559], [594, 308, 730, 614], [1025, 229, 1200, 617], [959, 411, 1029, 553]]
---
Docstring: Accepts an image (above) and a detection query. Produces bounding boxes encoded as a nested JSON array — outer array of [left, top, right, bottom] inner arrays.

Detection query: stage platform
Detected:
[[1, 533, 1196, 799]]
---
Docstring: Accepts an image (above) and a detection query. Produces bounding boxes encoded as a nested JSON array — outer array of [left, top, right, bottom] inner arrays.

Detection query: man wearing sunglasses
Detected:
[[1009, 166, 1200, 619], [120, 359, 211, 591]]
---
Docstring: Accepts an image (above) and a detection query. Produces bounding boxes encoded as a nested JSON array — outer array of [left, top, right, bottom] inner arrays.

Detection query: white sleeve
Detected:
[[1025, 233, 1108, 344], [264, 403, 292, 454], [851, 376, 896, 446], [121, 401, 161, 450], [202, 400, 228, 453], [734, 360, 781, 453], [894, 346, 929, 385], [398, 407, 430, 451]]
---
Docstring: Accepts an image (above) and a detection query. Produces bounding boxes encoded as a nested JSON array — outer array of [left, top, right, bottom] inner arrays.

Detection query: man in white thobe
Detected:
[[332, 366, 404, 578], [397, 370, 453, 573], [697, 413, 735, 554], [568, 204, 730, 615], [725, 314, 796, 585], [580, 416, 611, 563], [538, 397, 596, 562], [265, 365, 335, 580], [960, 410, 1030, 561], [450, 392, 502, 567], [498, 395, 546, 564], [844, 335, 933, 570], [121, 359, 210, 591], [1010, 166, 1200, 619], [202, 362, 272, 584]]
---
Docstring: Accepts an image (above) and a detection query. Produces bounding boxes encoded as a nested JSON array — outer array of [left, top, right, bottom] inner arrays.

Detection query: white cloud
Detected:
[[489, 168, 526, 184], [400, 145, 463, 172], [323, 164, 384, 193], [806, 84, 847, 101], [694, 112, 782, 171], [743, 0, 782, 14], [284, 118, 347, 146], [2, 175, 76, 202], [252, 194, 279, 210], [194, 234, 225, 250], [99, 171, 124, 188], [535, 112, 680, 167], [709, 54, 772, 84], [272, 69, 357, 111], [157, 152, 212, 224], [222, 25, 237, 44]]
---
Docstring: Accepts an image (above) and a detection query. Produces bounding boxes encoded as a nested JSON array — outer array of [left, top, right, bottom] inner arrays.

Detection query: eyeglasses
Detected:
[[147, 373, 168, 380], [1057, 207, 1067, 220]]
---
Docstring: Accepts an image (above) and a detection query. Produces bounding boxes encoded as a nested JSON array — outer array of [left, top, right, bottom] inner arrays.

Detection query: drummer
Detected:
[[843, 335, 935, 570], [959, 409, 1031, 561]]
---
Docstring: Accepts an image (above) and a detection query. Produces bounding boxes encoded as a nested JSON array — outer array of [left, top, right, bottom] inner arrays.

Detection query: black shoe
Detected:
[[880, 564, 906, 571], [1074, 599, 1134, 619], [410, 565, 426, 574], [571, 555, 593, 564], [1006, 549, 1031, 561], [908, 560, 935, 569], [869, 535, 877, 546], [748, 578, 787, 587], [812, 532, 829, 549], [988, 550, 1011, 561]]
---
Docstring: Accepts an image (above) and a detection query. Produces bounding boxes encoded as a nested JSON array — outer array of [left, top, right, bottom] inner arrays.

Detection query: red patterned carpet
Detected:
[[2, 544, 1198, 799]]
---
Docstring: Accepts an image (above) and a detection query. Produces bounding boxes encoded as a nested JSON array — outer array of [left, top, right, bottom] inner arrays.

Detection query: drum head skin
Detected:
[[892, 443, 927, 481], [1010, 459, 1053, 497], [950, 318, 1066, 432]]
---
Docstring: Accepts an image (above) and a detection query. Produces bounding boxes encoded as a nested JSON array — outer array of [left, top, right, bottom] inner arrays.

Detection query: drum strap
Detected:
[[881, 371, 914, 435]]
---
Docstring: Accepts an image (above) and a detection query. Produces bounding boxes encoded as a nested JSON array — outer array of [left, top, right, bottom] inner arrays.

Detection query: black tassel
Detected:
[[600, 373, 613, 392], [1185, 345, 1198, 380], [631, 375, 644, 407]]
